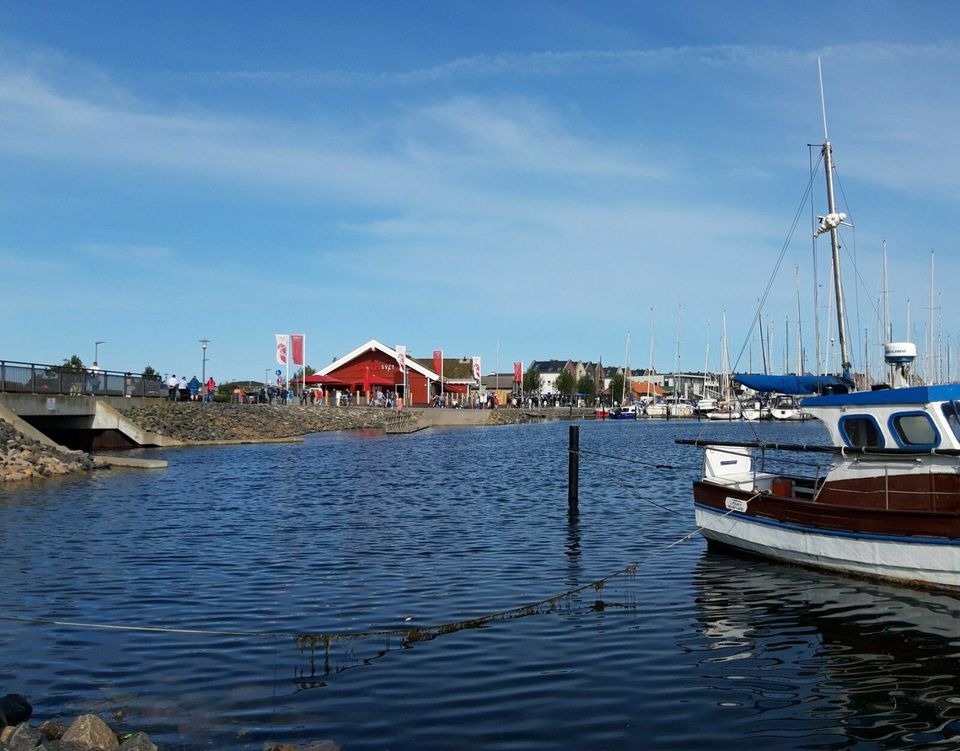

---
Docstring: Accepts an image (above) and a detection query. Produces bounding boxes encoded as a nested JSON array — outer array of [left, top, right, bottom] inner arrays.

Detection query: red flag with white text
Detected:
[[433, 350, 443, 375], [291, 334, 305, 366], [513, 361, 522, 383]]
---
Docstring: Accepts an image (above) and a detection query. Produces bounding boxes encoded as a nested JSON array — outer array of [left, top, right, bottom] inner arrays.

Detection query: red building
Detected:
[[315, 339, 439, 406]]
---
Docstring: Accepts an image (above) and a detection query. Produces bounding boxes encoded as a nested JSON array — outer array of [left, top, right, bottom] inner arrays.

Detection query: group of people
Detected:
[[166, 374, 216, 402]]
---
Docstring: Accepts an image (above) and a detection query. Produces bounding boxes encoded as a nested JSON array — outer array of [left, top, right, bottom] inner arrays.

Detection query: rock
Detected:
[[61, 714, 119, 750], [6, 723, 41, 751], [0, 694, 32, 727], [40, 720, 68, 740], [45, 741, 89, 750], [299, 742, 342, 751], [118, 732, 157, 751]]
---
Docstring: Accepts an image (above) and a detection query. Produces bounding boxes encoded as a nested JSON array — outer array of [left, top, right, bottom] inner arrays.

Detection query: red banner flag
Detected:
[[291, 334, 305, 366], [433, 349, 443, 375], [513, 361, 522, 383]]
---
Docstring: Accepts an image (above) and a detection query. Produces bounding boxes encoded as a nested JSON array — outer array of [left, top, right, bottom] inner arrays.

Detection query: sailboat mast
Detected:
[[929, 250, 935, 384], [820, 138, 852, 383], [622, 331, 630, 404], [815, 61, 853, 384], [795, 266, 803, 374]]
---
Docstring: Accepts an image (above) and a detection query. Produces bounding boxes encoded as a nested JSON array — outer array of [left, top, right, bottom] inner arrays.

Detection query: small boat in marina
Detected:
[[677, 70, 960, 591], [704, 401, 762, 421], [694, 397, 718, 416], [644, 400, 668, 418], [705, 401, 741, 421], [609, 404, 641, 420], [769, 394, 806, 421]]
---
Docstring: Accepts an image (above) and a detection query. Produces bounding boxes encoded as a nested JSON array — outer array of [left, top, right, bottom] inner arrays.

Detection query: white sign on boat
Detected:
[[725, 498, 749, 513]]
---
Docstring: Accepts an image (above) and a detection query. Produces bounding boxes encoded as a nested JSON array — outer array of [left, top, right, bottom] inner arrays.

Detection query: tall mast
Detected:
[[815, 60, 853, 384], [622, 331, 630, 404], [795, 266, 803, 374], [882, 240, 890, 342], [929, 250, 935, 384]]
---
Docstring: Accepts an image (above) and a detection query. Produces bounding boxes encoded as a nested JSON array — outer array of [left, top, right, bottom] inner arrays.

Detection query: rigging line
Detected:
[[730, 152, 823, 376], [833, 167, 882, 373]]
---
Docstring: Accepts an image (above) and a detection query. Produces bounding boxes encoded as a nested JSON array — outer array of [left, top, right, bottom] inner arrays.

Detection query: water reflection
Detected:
[[690, 548, 960, 746]]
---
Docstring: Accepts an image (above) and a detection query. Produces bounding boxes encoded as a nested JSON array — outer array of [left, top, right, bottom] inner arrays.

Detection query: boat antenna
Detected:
[[814, 59, 853, 386]]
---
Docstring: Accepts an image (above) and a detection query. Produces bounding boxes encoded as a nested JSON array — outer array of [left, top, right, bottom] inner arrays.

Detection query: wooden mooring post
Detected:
[[568, 424, 579, 512]]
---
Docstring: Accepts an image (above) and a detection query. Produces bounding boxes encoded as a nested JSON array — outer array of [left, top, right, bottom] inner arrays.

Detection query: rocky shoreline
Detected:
[[119, 402, 402, 442], [0, 421, 105, 483], [0, 693, 337, 750]]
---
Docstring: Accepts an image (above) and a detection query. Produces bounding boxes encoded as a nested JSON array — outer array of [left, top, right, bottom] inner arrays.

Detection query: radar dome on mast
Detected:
[[884, 342, 916, 388]]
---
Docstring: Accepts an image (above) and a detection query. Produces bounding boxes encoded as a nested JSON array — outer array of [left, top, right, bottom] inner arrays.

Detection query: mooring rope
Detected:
[[0, 439, 766, 653], [0, 497, 719, 646], [576, 446, 700, 472]]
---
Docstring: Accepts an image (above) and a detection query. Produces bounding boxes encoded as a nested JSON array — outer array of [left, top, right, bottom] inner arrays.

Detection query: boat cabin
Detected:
[[801, 384, 960, 451]]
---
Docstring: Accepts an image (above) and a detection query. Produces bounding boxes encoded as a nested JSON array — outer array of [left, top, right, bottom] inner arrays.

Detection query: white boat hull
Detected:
[[695, 503, 960, 590]]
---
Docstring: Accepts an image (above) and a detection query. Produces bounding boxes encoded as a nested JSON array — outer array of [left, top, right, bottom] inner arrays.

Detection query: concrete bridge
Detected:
[[0, 393, 180, 452]]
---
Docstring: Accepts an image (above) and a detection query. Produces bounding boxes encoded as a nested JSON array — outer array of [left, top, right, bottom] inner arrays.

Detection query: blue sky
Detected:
[[3, 1, 960, 383]]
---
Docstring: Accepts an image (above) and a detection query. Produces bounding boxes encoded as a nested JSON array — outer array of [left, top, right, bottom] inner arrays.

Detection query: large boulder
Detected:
[[61, 714, 119, 750], [0, 693, 32, 727], [6, 722, 42, 751], [119, 732, 158, 751]]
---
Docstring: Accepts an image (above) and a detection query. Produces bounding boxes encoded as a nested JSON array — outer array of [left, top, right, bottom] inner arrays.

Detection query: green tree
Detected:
[[62, 355, 84, 373], [292, 365, 317, 380], [555, 370, 575, 404], [576, 375, 596, 402], [609, 373, 625, 404], [522, 364, 542, 394], [142, 365, 158, 378]]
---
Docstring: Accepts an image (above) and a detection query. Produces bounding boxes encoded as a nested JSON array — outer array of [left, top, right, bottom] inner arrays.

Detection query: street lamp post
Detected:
[[94, 340, 106, 366], [199, 339, 210, 402]]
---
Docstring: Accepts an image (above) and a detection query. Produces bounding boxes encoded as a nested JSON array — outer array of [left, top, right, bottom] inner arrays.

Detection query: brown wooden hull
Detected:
[[694, 480, 960, 539]]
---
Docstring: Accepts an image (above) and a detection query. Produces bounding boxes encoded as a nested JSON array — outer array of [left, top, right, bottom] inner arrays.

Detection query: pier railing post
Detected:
[[568, 424, 579, 512]]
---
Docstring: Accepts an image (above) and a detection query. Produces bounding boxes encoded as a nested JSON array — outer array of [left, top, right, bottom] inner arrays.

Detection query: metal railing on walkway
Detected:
[[0, 360, 164, 398]]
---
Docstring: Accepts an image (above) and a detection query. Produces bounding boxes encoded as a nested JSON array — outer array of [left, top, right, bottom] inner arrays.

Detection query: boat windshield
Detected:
[[941, 401, 960, 442], [839, 415, 884, 448]]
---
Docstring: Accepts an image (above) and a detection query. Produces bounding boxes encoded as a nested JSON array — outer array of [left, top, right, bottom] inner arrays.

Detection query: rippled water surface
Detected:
[[3, 418, 960, 749]]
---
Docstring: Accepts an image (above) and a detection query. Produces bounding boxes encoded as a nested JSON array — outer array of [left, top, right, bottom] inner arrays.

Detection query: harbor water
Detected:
[[2, 419, 960, 749]]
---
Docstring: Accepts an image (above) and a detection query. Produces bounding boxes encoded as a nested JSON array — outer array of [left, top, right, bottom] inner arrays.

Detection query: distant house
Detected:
[[528, 360, 570, 394], [528, 359, 606, 395]]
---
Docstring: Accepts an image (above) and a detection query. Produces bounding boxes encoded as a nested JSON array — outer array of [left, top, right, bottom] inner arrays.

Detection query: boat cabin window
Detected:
[[839, 415, 884, 449], [889, 411, 940, 449], [941, 402, 960, 442]]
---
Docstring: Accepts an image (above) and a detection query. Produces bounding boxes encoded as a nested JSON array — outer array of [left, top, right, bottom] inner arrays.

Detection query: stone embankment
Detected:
[[0, 402, 543, 483], [0, 421, 104, 483], [119, 402, 401, 442]]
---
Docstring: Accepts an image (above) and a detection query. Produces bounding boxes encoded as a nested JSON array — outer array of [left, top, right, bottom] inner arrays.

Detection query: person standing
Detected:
[[87, 362, 101, 395], [166, 374, 177, 401], [178, 375, 189, 402], [206, 377, 216, 402]]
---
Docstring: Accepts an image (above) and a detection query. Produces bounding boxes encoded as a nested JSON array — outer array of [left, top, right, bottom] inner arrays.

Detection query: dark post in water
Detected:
[[568, 424, 579, 512]]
